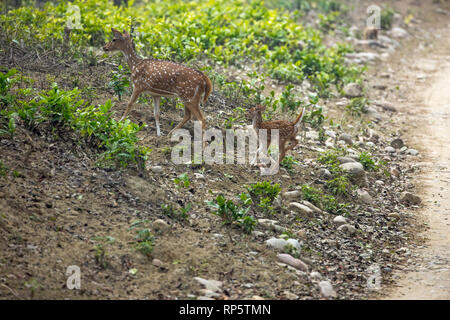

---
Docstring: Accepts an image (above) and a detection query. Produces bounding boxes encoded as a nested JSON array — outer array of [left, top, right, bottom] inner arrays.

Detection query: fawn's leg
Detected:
[[168, 106, 192, 136], [120, 88, 140, 121], [186, 98, 207, 146], [152, 96, 161, 136]]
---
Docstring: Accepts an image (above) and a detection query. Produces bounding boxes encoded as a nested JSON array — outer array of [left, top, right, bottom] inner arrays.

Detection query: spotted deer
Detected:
[[103, 28, 212, 137], [247, 105, 305, 165]]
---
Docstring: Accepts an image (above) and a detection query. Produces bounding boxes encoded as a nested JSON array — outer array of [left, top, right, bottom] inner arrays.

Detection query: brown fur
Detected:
[[247, 105, 304, 164], [103, 28, 212, 136], [364, 27, 378, 40]]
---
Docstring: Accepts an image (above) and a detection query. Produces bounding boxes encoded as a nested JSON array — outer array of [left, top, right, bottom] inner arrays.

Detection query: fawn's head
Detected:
[[246, 105, 265, 120], [103, 28, 133, 53]]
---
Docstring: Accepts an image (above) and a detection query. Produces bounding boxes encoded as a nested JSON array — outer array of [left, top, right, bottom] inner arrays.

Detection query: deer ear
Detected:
[[111, 28, 123, 39], [122, 29, 130, 36]]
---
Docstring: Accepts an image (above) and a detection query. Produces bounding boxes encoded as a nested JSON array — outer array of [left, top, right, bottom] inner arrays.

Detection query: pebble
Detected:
[[266, 238, 288, 251], [357, 189, 373, 204], [150, 166, 163, 173], [282, 190, 301, 200], [337, 224, 357, 235], [390, 138, 404, 149], [338, 133, 353, 145], [288, 202, 314, 217], [333, 215, 347, 226], [277, 253, 309, 272], [343, 83, 363, 98], [385, 146, 396, 153], [319, 168, 332, 180], [400, 192, 422, 205], [318, 281, 337, 298], [406, 148, 419, 156], [152, 219, 170, 232], [152, 259, 164, 268], [193, 277, 223, 293]]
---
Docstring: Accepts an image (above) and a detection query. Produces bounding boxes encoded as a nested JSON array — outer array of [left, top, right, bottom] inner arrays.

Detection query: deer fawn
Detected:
[[103, 28, 212, 137], [247, 105, 305, 165], [363, 26, 378, 40]]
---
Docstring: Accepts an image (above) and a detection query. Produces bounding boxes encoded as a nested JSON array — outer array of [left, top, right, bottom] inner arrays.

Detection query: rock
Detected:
[[343, 83, 363, 98], [152, 219, 170, 232], [365, 107, 381, 121], [374, 101, 397, 112], [391, 138, 404, 149], [282, 291, 299, 300], [266, 238, 288, 251], [300, 200, 323, 214], [375, 180, 384, 186], [252, 231, 264, 237], [199, 289, 221, 298], [273, 195, 282, 210], [373, 83, 387, 90], [318, 281, 337, 298], [337, 224, 357, 235], [366, 141, 375, 148], [193, 277, 223, 293], [333, 215, 347, 226], [150, 166, 163, 173], [338, 133, 353, 145], [277, 254, 309, 272], [310, 271, 322, 281], [388, 213, 401, 219], [152, 259, 164, 268], [390, 27, 409, 38], [400, 192, 422, 205], [357, 189, 373, 204], [325, 130, 336, 139], [319, 168, 332, 180], [346, 52, 380, 63], [288, 202, 314, 217], [258, 219, 283, 232], [406, 148, 419, 156], [286, 239, 302, 251], [194, 173, 205, 180], [340, 162, 367, 187], [282, 190, 301, 200], [340, 162, 364, 176], [385, 146, 396, 153], [306, 131, 319, 140], [337, 156, 356, 164]]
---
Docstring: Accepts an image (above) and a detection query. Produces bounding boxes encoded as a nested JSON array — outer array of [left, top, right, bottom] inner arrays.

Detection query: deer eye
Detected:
[[112, 39, 117, 42]]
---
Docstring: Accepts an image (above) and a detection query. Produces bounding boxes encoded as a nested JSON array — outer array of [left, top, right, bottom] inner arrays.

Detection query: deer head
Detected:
[[103, 28, 133, 53], [246, 105, 265, 120]]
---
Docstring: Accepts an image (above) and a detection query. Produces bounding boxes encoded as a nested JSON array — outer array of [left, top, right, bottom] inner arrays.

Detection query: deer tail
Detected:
[[202, 74, 212, 104], [293, 107, 305, 128]]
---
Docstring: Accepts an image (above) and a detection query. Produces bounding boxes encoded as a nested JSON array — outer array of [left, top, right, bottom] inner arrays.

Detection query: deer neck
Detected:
[[122, 46, 141, 72], [252, 112, 263, 131]]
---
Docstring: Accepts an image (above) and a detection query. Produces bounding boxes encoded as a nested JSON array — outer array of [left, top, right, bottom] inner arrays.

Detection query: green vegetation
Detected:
[[162, 202, 191, 221], [207, 194, 256, 234], [359, 151, 379, 172], [247, 181, 281, 215], [301, 184, 349, 215], [0, 69, 150, 169], [381, 5, 396, 30], [174, 172, 191, 189], [107, 64, 130, 101], [129, 220, 155, 257], [0, 0, 363, 93]]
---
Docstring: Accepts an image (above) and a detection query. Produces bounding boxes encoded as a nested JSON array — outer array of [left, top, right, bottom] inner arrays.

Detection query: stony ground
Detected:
[[1, 0, 449, 300]]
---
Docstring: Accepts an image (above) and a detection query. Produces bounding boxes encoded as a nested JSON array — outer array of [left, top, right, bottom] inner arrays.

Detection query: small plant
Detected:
[[280, 155, 299, 173], [174, 172, 190, 188], [346, 97, 367, 118], [325, 175, 350, 197], [247, 181, 281, 215], [162, 202, 191, 221], [207, 194, 256, 234], [108, 64, 130, 101], [359, 151, 378, 171], [0, 160, 9, 178], [301, 184, 349, 215], [381, 5, 396, 30], [129, 220, 155, 257]]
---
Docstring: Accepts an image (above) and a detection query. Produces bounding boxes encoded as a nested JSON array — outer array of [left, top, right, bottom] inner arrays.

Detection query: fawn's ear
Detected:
[[122, 29, 130, 37], [257, 105, 266, 111], [111, 28, 123, 39]]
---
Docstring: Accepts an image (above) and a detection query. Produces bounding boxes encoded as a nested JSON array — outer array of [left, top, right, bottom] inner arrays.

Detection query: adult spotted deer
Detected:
[[103, 28, 212, 137], [247, 105, 305, 165]]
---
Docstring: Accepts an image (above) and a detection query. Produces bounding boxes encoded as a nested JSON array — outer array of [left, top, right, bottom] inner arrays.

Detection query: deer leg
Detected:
[[278, 141, 287, 164], [153, 96, 161, 136], [168, 107, 192, 136], [120, 88, 140, 121]]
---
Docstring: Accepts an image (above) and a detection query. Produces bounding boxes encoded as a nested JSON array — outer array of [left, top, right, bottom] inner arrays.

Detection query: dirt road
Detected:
[[384, 26, 450, 300]]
